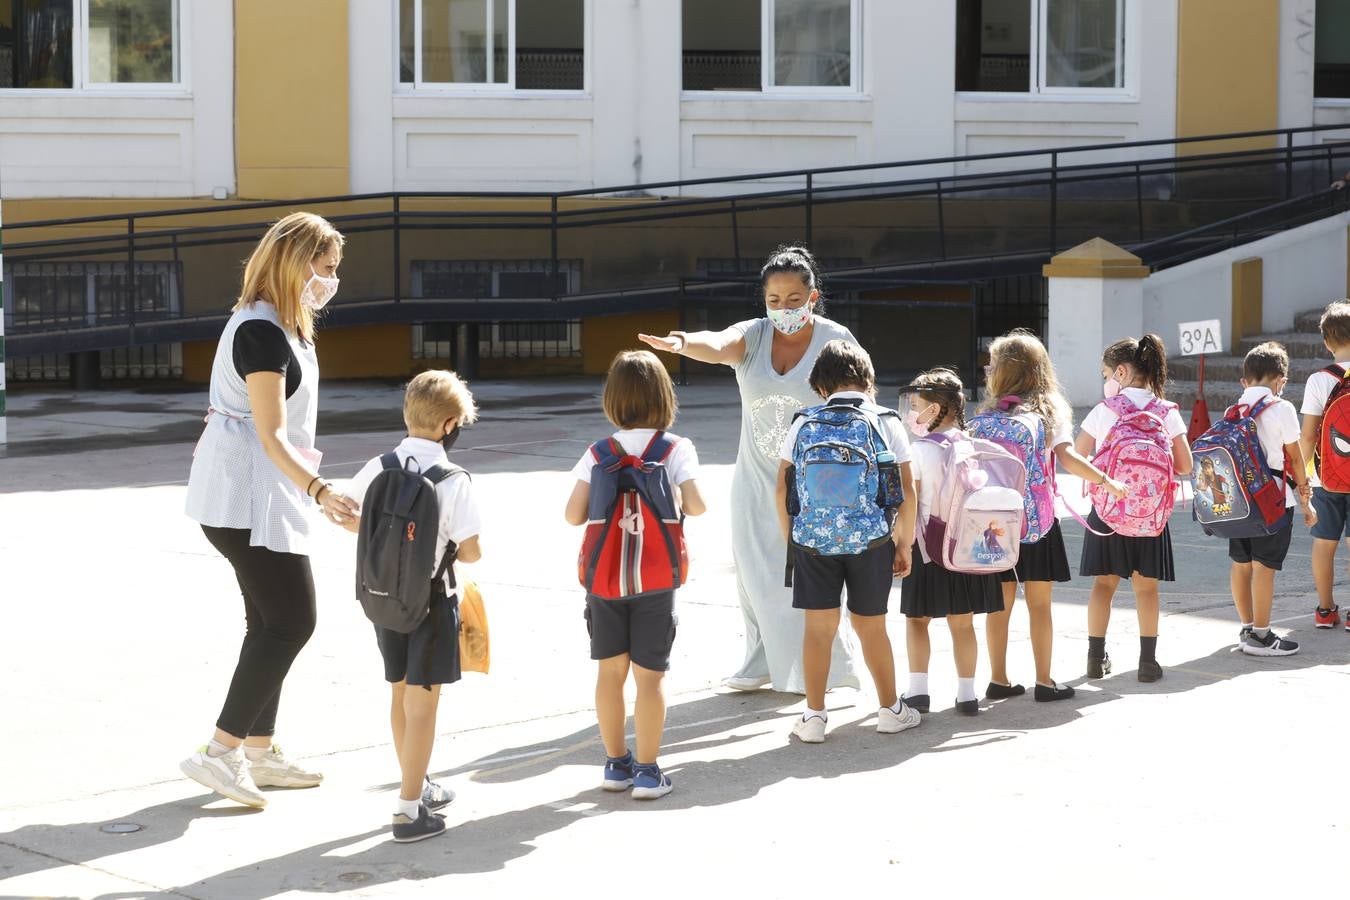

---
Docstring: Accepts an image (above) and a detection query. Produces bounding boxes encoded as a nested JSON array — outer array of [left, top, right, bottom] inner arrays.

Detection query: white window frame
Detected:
[[396, 0, 589, 94], [956, 0, 1132, 100], [0, 0, 187, 94], [681, 0, 863, 97]]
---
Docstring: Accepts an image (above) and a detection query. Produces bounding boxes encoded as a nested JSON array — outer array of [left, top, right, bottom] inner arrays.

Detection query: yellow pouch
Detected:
[[459, 582, 490, 674]]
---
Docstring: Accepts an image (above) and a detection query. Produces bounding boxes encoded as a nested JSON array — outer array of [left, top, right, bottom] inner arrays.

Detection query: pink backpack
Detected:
[[1088, 394, 1178, 537], [920, 432, 1027, 574]]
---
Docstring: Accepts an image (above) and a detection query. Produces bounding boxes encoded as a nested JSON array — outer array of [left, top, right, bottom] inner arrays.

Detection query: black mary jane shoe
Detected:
[[1137, 659, 1164, 683], [984, 681, 1026, 700], [1033, 682, 1075, 702], [1086, 653, 1112, 679], [902, 694, 930, 714], [954, 698, 980, 716]]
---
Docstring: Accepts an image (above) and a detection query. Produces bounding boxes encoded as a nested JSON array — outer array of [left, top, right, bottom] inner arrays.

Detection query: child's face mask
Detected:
[[904, 400, 939, 436]]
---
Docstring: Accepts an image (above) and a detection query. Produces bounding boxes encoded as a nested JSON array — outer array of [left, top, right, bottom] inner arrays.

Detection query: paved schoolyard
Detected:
[[0, 376, 1346, 898]]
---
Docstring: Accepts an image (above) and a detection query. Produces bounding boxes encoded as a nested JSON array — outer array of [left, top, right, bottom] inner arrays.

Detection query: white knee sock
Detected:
[[906, 673, 929, 697], [957, 677, 977, 702]]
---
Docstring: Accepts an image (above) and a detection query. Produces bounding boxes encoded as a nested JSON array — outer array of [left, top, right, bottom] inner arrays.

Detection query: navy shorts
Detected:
[[791, 540, 895, 617], [585, 591, 677, 672], [1311, 487, 1350, 541], [1228, 512, 1294, 570], [375, 588, 461, 687]]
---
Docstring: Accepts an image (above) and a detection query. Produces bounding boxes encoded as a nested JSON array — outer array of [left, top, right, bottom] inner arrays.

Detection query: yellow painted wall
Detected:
[[182, 341, 216, 383], [1176, 0, 1280, 153], [582, 310, 680, 375], [234, 0, 349, 198], [317, 324, 414, 380]]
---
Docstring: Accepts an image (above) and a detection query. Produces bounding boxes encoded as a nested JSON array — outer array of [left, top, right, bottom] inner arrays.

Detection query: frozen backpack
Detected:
[[786, 399, 905, 556], [1191, 396, 1290, 538], [1088, 394, 1178, 537], [967, 397, 1056, 543], [1315, 364, 1350, 493], [919, 431, 1026, 575], [577, 432, 688, 600]]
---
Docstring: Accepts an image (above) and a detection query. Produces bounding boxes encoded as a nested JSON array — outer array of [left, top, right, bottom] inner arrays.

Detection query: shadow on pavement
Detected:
[[35, 638, 1325, 897]]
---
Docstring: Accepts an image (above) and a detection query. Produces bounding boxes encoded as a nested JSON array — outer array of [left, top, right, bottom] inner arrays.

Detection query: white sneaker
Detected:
[[791, 714, 827, 743], [247, 743, 323, 788], [179, 746, 267, 808], [722, 675, 771, 691], [877, 703, 922, 734]]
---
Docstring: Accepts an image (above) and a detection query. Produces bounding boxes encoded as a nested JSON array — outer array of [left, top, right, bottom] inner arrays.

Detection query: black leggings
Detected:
[[202, 526, 317, 739]]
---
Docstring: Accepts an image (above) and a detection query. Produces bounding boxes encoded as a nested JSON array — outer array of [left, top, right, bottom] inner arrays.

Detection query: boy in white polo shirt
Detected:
[[1227, 343, 1315, 656], [1300, 301, 1350, 630]]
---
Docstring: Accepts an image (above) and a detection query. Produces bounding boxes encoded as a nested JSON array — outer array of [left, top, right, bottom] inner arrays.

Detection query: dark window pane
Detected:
[[683, 0, 760, 91], [516, 0, 582, 89], [399, 0, 413, 82], [1317, 0, 1350, 98], [497, 271, 568, 297], [421, 269, 492, 297], [955, 0, 1030, 92], [499, 321, 569, 341], [0, 0, 74, 89]]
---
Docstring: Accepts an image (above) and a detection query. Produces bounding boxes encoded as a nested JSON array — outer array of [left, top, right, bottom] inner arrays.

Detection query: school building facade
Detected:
[[2, 0, 1350, 386]]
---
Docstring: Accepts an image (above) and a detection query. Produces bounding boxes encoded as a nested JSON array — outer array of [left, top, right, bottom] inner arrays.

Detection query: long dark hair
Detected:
[[759, 244, 826, 314], [1103, 333, 1168, 398]]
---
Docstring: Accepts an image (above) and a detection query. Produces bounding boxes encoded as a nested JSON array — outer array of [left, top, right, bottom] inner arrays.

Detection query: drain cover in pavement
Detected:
[[100, 822, 143, 834]]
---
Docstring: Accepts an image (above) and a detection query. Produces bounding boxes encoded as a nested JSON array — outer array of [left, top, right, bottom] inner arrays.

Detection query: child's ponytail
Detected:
[[1103, 333, 1169, 399]]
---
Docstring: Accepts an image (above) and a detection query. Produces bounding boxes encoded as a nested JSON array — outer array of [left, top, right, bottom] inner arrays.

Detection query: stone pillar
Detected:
[[1043, 238, 1151, 407]]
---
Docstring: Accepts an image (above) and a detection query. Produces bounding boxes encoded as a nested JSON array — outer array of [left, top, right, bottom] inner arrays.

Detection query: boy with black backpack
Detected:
[[776, 340, 921, 742], [345, 370, 481, 843], [1302, 301, 1350, 631], [564, 350, 706, 800]]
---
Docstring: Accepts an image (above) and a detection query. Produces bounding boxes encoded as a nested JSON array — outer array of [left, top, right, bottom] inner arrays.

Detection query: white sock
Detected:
[[957, 677, 977, 703], [803, 707, 827, 722], [1241, 622, 1254, 630], [243, 744, 271, 762], [206, 739, 235, 759], [888, 699, 905, 714], [906, 673, 929, 697], [397, 797, 421, 820], [1253, 626, 1270, 638]]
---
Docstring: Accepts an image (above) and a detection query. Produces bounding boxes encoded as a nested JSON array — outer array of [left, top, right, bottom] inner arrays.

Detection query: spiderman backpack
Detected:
[[577, 432, 688, 599], [1190, 397, 1290, 538], [1315, 364, 1350, 493]]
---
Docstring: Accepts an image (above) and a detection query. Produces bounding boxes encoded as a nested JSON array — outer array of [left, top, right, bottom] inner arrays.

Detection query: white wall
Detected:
[[347, 0, 1185, 195], [0, 3, 234, 199], [1141, 211, 1350, 348]]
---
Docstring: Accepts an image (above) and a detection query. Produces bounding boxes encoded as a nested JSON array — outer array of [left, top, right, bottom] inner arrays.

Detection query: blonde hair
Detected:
[[981, 329, 1071, 438], [234, 212, 345, 343], [602, 350, 678, 429], [404, 370, 478, 433]]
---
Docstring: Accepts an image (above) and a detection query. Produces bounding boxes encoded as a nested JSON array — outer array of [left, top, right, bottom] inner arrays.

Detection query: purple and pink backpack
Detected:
[[967, 397, 1056, 544], [919, 431, 1027, 575], [1088, 394, 1178, 537]]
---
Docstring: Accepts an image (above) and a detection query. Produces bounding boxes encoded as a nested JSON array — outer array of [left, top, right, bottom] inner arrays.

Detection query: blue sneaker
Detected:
[[602, 751, 635, 792], [631, 763, 673, 800]]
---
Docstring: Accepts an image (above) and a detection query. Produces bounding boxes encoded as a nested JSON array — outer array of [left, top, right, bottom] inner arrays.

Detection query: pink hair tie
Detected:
[[998, 395, 1023, 411]]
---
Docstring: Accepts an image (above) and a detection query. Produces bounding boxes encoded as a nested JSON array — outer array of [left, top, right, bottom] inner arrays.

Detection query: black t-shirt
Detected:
[[232, 320, 301, 398]]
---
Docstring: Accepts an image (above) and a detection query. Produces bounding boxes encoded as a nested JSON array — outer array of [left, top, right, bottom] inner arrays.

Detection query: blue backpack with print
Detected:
[[1190, 397, 1291, 538], [786, 399, 904, 557]]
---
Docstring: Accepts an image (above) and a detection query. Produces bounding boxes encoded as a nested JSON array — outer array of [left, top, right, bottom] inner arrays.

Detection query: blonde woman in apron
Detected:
[[181, 213, 358, 807]]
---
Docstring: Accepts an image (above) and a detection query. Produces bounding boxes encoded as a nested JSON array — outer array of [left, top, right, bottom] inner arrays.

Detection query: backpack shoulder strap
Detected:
[[380, 451, 402, 471], [590, 439, 623, 468], [641, 430, 679, 464], [422, 462, 468, 485]]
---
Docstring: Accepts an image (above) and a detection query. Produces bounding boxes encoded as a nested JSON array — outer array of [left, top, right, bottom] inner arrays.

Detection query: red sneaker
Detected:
[[1314, 605, 1342, 629]]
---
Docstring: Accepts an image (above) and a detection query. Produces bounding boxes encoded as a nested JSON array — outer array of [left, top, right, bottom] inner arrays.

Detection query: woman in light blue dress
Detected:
[[639, 246, 859, 693]]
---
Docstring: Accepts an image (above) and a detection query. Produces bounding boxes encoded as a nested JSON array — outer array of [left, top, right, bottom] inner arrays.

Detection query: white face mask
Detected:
[[766, 302, 813, 336], [300, 265, 339, 311]]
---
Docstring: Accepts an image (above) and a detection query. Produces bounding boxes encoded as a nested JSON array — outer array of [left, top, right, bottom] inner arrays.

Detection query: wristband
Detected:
[[315, 481, 332, 502], [306, 475, 323, 497]]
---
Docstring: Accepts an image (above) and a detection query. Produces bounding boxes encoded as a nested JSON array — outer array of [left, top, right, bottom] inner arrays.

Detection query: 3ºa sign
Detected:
[[1177, 319, 1222, 357]]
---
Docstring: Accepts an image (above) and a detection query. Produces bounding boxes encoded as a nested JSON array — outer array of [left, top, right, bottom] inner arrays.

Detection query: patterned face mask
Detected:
[[766, 302, 812, 335], [301, 266, 340, 311]]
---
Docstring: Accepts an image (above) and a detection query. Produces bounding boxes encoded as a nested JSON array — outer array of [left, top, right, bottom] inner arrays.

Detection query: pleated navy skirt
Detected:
[[901, 542, 1005, 618], [1077, 509, 1176, 581]]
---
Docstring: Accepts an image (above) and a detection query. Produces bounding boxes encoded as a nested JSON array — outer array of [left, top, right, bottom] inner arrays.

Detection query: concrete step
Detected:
[[1236, 330, 1327, 356], [1169, 353, 1331, 382], [1296, 307, 1334, 333], [1168, 379, 1305, 411]]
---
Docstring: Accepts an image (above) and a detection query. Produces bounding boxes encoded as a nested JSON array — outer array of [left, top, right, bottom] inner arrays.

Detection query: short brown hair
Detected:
[[1320, 300, 1350, 348], [404, 369, 478, 433], [602, 350, 678, 429], [1242, 341, 1289, 383], [809, 340, 875, 397]]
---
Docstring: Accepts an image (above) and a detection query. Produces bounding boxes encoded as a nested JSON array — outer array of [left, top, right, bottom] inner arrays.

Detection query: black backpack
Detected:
[[355, 453, 467, 633]]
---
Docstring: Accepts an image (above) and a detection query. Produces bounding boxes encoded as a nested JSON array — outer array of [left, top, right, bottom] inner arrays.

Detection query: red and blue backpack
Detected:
[[1315, 364, 1350, 493], [577, 432, 688, 600], [1190, 396, 1290, 538]]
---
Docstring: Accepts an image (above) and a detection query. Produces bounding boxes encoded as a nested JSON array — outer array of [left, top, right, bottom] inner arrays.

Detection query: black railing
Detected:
[[5, 123, 1350, 361]]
